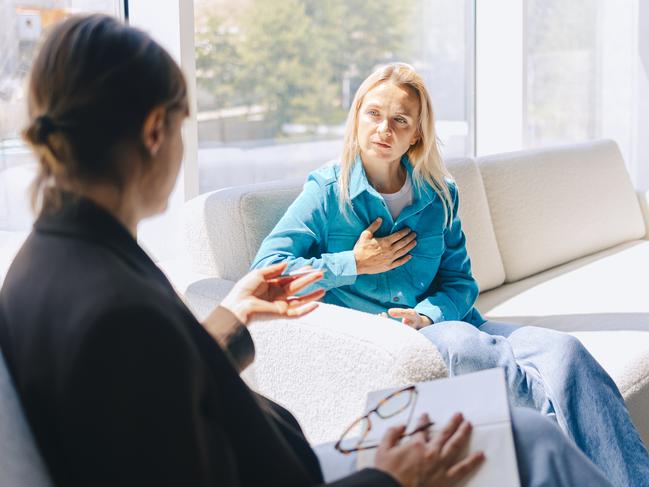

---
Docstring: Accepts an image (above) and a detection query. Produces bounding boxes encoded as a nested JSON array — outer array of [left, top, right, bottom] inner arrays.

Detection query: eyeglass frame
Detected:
[[334, 384, 434, 455]]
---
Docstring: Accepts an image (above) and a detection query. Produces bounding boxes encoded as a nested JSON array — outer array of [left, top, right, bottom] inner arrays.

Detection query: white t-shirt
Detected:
[[379, 173, 413, 221]]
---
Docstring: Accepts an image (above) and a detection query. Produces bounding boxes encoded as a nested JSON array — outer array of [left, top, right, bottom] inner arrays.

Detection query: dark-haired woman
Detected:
[[0, 14, 615, 487]]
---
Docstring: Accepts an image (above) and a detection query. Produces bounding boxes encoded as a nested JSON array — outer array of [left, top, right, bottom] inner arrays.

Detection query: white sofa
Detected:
[[179, 139, 649, 448]]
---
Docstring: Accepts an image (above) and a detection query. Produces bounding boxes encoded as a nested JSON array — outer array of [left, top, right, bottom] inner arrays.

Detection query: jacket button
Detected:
[[393, 296, 400, 302]]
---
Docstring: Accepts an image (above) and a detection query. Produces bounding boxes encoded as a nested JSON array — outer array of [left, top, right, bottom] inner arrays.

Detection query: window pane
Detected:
[[0, 0, 122, 278], [525, 0, 637, 166], [194, 0, 474, 194]]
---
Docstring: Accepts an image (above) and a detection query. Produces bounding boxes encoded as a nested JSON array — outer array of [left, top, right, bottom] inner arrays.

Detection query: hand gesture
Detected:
[[388, 308, 432, 329], [353, 218, 417, 275], [220, 262, 325, 324], [375, 413, 484, 487]]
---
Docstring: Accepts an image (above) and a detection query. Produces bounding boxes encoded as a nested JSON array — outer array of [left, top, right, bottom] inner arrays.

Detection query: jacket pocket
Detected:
[[405, 233, 445, 292], [409, 233, 444, 259]]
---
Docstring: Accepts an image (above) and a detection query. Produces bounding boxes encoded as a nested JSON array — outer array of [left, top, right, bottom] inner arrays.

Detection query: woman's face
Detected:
[[356, 82, 420, 167]]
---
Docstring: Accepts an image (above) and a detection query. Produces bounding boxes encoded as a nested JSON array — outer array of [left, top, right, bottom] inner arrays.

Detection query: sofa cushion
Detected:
[[0, 349, 52, 486], [445, 158, 505, 292], [477, 239, 649, 446], [479, 139, 646, 282]]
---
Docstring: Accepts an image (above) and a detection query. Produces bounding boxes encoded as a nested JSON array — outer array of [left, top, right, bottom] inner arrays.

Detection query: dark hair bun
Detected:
[[32, 115, 57, 144]]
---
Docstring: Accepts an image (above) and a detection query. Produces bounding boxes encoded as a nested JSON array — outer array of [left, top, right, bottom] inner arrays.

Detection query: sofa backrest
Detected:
[[185, 179, 304, 281], [0, 348, 52, 486], [184, 158, 506, 292], [478, 139, 646, 283], [446, 158, 505, 292]]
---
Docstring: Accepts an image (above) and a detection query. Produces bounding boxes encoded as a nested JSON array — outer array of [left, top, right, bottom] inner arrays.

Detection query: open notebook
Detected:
[[315, 368, 519, 486]]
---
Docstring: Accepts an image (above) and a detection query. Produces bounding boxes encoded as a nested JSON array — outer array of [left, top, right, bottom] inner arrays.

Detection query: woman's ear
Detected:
[[141, 106, 167, 156]]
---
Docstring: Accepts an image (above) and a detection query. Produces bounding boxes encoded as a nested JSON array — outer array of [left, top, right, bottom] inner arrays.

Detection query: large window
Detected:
[[0, 1, 123, 237], [525, 0, 638, 167], [194, 0, 475, 194]]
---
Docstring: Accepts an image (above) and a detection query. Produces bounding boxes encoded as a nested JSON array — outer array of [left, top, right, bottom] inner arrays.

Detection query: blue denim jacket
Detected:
[[252, 157, 485, 326]]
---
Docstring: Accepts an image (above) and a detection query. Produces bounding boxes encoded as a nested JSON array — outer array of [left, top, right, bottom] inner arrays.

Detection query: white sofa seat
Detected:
[[478, 240, 649, 444]]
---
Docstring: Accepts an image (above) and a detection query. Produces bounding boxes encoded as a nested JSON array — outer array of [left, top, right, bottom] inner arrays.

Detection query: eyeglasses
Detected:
[[334, 385, 434, 454]]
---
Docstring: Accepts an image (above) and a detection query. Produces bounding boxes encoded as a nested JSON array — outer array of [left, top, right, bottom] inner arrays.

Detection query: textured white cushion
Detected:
[[479, 140, 646, 282], [445, 158, 505, 292], [477, 240, 649, 446], [0, 349, 52, 486], [247, 303, 447, 444]]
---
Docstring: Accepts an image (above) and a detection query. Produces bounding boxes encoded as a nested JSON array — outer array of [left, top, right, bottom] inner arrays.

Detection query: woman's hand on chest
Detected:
[[352, 217, 418, 275]]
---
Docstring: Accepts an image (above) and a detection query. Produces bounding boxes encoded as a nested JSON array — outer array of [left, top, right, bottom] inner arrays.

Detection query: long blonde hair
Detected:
[[339, 63, 453, 225]]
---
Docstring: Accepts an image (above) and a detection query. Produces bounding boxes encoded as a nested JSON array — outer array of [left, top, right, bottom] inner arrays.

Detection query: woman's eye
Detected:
[[395, 117, 407, 124], [367, 110, 379, 116]]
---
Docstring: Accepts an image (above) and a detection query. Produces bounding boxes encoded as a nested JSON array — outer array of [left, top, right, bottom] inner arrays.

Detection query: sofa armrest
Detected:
[[248, 303, 448, 445], [637, 190, 649, 239], [182, 277, 237, 320]]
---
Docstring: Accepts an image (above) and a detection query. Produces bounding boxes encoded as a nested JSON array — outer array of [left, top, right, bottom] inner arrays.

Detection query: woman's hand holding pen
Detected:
[[354, 217, 417, 275], [221, 262, 325, 324], [375, 413, 484, 487]]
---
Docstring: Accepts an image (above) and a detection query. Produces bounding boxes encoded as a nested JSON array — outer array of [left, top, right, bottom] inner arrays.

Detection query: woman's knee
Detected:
[[516, 327, 591, 362], [419, 321, 505, 372], [542, 330, 590, 363]]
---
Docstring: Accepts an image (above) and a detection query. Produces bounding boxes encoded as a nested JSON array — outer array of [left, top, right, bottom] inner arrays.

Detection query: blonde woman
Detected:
[[253, 63, 649, 486]]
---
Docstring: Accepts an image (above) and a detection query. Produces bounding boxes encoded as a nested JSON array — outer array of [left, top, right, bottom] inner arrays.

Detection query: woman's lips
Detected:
[[373, 141, 391, 149]]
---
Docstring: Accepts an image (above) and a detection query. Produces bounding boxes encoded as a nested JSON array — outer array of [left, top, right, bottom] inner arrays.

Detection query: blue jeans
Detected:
[[419, 320, 649, 487]]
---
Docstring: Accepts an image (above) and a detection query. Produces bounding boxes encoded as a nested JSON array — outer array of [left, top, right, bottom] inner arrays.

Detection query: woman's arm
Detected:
[[414, 184, 479, 324], [203, 305, 255, 371], [252, 175, 358, 291]]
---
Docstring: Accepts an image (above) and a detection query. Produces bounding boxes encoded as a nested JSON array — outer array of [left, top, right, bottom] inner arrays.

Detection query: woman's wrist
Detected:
[[220, 298, 250, 325], [418, 314, 432, 327]]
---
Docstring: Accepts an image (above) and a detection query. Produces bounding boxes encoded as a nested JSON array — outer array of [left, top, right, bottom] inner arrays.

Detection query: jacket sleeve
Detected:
[[204, 305, 255, 372], [251, 175, 357, 291], [60, 305, 236, 486], [414, 184, 479, 324], [324, 469, 402, 487]]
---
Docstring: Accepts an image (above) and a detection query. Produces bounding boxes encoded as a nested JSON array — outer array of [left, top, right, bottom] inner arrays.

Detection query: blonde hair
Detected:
[[339, 63, 453, 225]]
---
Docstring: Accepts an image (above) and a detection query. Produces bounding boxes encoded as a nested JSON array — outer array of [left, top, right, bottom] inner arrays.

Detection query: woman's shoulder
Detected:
[[306, 160, 341, 188]]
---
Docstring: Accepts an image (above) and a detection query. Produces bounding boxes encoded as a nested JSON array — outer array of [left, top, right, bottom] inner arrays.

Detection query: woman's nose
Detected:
[[377, 119, 391, 136]]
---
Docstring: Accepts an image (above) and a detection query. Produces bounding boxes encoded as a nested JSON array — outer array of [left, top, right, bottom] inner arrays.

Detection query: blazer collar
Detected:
[[33, 193, 172, 292]]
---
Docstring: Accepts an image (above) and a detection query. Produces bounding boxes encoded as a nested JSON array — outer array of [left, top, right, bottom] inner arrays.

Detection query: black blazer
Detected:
[[0, 196, 398, 487]]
